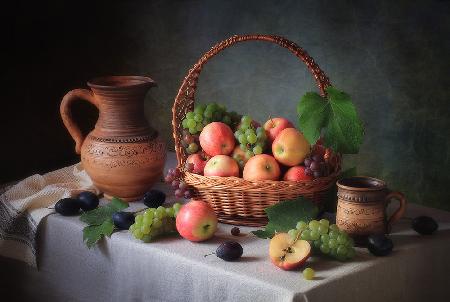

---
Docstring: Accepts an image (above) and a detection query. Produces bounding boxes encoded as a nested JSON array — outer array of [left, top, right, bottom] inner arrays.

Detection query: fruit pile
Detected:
[[176, 102, 335, 182]]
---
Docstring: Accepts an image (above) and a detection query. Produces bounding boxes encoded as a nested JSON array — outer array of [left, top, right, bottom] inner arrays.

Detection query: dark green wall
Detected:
[[4, 0, 450, 210]]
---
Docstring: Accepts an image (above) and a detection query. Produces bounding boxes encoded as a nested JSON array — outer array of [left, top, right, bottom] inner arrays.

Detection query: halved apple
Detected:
[[269, 233, 311, 270]]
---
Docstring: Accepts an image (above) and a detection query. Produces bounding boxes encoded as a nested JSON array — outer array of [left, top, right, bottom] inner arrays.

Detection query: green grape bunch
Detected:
[[181, 102, 241, 154], [233, 115, 268, 163], [287, 219, 356, 261], [129, 203, 182, 243]]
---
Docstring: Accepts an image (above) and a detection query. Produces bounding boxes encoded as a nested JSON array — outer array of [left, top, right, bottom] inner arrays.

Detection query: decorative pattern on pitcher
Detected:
[[337, 203, 380, 216], [336, 217, 383, 234]]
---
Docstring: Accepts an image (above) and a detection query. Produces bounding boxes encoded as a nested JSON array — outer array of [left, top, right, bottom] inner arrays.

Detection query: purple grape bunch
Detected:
[[303, 153, 330, 179], [165, 165, 194, 199]]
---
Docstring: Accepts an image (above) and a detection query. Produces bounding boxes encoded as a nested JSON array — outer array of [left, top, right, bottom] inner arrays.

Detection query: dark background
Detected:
[[3, 0, 450, 210]]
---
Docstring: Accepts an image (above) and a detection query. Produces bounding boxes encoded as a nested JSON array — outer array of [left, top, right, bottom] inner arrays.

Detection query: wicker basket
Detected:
[[172, 34, 341, 226]]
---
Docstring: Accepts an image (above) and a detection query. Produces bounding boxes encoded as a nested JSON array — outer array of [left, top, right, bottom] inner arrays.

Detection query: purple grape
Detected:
[[304, 158, 312, 167], [165, 174, 174, 183], [305, 167, 312, 176], [175, 189, 184, 198], [168, 168, 175, 176], [310, 161, 319, 171], [171, 180, 180, 189], [173, 169, 181, 178], [183, 190, 192, 199], [179, 181, 188, 190], [312, 154, 323, 162], [313, 171, 322, 178]]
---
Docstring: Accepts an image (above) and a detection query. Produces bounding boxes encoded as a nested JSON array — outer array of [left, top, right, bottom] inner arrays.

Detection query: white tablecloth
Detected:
[[1, 153, 450, 302]]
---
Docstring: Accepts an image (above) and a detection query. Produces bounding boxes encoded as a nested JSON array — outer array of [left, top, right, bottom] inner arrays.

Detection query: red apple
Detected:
[[269, 233, 311, 270], [186, 153, 207, 175], [204, 155, 239, 177], [176, 200, 218, 242], [283, 166, 313, 181], [264, 117, 294, 143], [243, 154, 280, 181], [272, 128, 310, 167], [199, 122, 235, 156]]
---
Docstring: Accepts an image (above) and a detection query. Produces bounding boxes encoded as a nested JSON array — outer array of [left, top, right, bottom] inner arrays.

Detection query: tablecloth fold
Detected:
[[0, 163, 98, 267]]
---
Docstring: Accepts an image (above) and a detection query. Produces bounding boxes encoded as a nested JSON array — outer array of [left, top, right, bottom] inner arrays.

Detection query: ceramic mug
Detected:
[[336, 176, 407, 239]]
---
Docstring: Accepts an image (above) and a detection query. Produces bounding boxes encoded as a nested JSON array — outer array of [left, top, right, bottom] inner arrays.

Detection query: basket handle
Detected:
[[172, 34, 331, 165]]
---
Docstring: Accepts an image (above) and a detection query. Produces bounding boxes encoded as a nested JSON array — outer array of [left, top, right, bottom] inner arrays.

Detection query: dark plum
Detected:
[[112, 212, 135, 230], [412, 216, 438, 235], [55, 198, 81, 216], [77, 191, 99, 211], [367, 234, 393, 256], [143, 190, 166, 208], [216, 241, 243, 261]]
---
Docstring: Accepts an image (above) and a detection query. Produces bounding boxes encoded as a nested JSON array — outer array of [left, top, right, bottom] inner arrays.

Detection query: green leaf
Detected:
[[80, 198, 129, 248], [83, 219, 115, 248], [297, 86, 364, 154], [80, 198, 128, 225], [251, 197, 319, 239]]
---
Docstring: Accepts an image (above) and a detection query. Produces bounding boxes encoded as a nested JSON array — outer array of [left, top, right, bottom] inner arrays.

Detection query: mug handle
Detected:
[[60, 89, 98, 154], [385, 191, 407, 231]]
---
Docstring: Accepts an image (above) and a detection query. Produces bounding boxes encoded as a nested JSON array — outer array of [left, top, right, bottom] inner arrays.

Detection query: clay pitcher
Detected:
[[60, 76, 166, 201]]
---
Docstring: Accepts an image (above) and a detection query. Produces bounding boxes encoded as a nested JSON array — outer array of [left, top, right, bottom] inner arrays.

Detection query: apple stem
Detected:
[[269, 115, 275, 128], [204, 252, 216, 258]]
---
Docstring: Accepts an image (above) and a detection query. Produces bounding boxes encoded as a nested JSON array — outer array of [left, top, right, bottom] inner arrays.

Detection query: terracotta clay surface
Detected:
[[336, 176, 407, 238], [60, 76, 166, 201]]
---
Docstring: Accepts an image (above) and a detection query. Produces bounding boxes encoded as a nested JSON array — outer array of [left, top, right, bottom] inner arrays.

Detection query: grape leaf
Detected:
[[80, 197, 128, 225], [251, 197, 319, 239], [83, 219, 115, 248], [297, 86, 364, 154], [80, 197, 128, 248]]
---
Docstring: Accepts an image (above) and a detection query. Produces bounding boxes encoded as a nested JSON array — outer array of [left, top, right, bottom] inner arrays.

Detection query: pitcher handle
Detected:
[[385, 191, 407, 232], [60, 89, 98, 154]]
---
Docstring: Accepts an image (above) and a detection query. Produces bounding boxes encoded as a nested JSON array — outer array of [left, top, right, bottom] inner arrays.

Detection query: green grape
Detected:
[[143, 215, 152, 226], [194, 113, 203, 122], [245, 128, 254, 136], [288, 229, 299, 240], [301, 229, 311, 241], [240, 144, 247, 151], [153, 218, 162, 228], [329, 230, 339, 239], [186, 112, 195, 119], [129, 223, 136, 233], [313, 240, 322, 249], [319, 219, 330, 227], [240, 123, 249, 130], [206, 103, 217, 112], [247, 133, 257, 144], [194, 106, 204, 115], [173, 203, 182, 211], [303, 267, 315, 280], [141, 224, 151, 235], [238, 134, 248, 144], [135, 214, 143, 224], [213, 111, 222, 121], [320, 243, 330, 254], [142, 234, 152, 243], [187, 143, 199, 154], [241, 115, 252, 125], [310, 230, 320, 241], [328, 238, 338, 249], [204, 110, 213, 118], [329, 224, 339, 232], [337, 245, 348, 257], [182, 118, 189, 129], [188, 127, 197, 134], [337, 234, 347, 245], [133, 229, 144, 240], [156, 206, 166, 218], [195, 123, 203, 132], [330, 248, 338, 258], [320, 234, 330, 243], [318, 224, 328, 235], [187, 119, 196, 129], [202, 120, 209, 126], [222, 115, 232, 125], [217, 104, 226, 112], [256, 127, 264, 135], [253, 145, 263, 155], [245, 150, 254, 159], [309, 220, 320, 231], [296, 221, 307, 230], [165, 207, 175, 217]]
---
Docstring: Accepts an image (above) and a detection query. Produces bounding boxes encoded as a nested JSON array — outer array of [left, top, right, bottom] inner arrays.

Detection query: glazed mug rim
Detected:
[[337, 176, 387, 192], [87, 75, 157, 89]]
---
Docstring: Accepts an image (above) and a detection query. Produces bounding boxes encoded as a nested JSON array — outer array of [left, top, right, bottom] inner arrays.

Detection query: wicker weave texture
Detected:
[[172, 34, 339, 226]]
